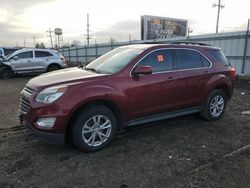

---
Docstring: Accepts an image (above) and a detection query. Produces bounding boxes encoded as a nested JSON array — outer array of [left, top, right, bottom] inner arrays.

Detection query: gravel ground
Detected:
[[0, 76, 250, 188]]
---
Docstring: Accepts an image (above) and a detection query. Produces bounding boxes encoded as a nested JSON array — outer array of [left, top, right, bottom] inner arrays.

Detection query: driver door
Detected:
[[125, 49, 177, 119], [10, 50, 34, 73]]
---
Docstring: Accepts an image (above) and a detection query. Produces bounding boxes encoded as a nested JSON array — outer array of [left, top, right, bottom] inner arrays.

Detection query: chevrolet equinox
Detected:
[[19, 43, 235, 152]]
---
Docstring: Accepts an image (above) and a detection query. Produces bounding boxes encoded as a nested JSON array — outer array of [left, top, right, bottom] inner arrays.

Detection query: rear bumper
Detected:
[[21, 118, 65, 146]]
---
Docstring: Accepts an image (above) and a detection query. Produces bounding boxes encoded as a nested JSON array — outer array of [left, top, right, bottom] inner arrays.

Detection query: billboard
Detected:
[[141, 15, 188, 40]]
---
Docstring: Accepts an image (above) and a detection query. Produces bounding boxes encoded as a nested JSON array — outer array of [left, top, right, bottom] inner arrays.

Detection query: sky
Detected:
[[0, 0, 249, 47]]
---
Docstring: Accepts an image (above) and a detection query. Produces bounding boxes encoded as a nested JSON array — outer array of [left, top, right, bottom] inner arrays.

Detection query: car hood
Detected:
[[27, 67, 107, 88]]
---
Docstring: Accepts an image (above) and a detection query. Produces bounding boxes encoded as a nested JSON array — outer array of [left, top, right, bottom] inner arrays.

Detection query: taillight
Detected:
[[229, 67, 236, 78]]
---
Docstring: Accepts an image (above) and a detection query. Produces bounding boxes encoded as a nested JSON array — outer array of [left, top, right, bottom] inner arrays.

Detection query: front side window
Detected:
[[35, 51, 53, 57], [175, 49, 203, 69], [138, 49, 173, 72], [16, 51, 33, 59]]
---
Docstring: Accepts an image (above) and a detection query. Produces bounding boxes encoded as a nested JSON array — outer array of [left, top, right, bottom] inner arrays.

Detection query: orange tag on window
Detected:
[[157, 55, 164, 62]]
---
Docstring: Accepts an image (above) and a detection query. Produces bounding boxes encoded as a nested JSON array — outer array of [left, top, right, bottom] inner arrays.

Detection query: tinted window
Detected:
[[175, 49, 203, 69], [17, 51, 33, 59], [139, 49, 173, 72], [35, 51, 53, 57], [208, 50, 230, 65]]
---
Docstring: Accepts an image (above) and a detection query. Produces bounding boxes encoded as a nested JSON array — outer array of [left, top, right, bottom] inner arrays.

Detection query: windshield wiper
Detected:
[[84, 67, 101, 74]]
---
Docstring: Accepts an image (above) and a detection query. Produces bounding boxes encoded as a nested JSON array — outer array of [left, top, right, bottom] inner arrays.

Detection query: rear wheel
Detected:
[[47, 64, 60, 72], [200, 89, 226, 121], [0, 68, 12, 79], [71, 105, 117, 152]]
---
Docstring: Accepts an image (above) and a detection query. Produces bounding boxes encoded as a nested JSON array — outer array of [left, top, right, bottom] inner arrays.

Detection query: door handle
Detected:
[[167, 76, 174, 82]]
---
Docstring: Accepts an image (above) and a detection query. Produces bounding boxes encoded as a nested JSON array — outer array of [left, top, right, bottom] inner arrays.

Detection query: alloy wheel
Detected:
[[81, 115, 112, 147], [210, 95, 224, 117]]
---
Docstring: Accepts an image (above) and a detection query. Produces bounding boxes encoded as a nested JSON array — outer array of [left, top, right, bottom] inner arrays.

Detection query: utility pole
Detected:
[[213, 0, 225, 33], [86, 13, 91, 45], [33, 36, 36, 47], [242, 19, 250, 74], [23, 38, 26, 47], [47, 28, 54, 48]]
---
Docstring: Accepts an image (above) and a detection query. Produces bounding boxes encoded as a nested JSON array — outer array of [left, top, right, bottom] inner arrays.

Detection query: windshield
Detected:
[[85, 47, 143, 74]]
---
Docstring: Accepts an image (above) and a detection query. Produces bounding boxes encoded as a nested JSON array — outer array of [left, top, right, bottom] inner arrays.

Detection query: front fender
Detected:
[[63, 84, 130, 126]]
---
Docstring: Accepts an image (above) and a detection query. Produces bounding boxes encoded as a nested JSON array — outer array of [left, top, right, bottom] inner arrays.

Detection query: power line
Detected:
[[213, 0, 225, 33], [47, 28, 54, 48]]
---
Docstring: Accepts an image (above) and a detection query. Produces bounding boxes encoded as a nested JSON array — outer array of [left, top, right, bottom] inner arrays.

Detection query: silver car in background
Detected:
[[1, 48, 67, 78]]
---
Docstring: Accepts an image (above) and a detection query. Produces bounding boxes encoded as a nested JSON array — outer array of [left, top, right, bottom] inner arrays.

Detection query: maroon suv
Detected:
[[19, 43, 235, 152]]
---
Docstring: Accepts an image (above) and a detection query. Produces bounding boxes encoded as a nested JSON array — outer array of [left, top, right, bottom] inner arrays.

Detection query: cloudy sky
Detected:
[[0, 0, 249, 47]]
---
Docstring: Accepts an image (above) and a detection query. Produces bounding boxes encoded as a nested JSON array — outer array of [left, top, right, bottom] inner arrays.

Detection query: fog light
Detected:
[[36, 117, 56, 128]]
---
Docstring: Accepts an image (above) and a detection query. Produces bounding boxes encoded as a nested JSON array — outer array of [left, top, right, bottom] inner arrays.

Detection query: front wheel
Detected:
[[200, 89, 227, 121], [71, 105, 117, 152], [0, 68, 12, 79]]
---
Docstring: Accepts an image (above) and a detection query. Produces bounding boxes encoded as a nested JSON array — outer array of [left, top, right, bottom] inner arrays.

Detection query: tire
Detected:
[[71, 105, 117, 152], [47, 64, 60, 72], [200, 89, 227, 121], [0, 68, 12, 79]]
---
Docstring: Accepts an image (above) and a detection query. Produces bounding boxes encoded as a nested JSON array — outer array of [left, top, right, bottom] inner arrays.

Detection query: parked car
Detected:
[[19, 42, 235, 152], [0, 48, 67, 78], [0, 47, 21, 60]]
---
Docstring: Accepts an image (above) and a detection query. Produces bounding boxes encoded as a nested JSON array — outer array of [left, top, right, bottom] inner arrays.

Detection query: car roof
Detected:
[[121, 43, 220, 51], [7, 48, 59, 59], [12, 48, 57, 54]]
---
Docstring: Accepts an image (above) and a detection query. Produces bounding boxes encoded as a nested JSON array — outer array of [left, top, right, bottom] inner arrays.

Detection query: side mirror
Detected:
[[132, 65, 152, 76], [13, 56, 18, 60]]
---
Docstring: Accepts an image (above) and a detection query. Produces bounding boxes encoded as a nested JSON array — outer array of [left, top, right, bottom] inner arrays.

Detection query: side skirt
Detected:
[[126, 107, 202, 127]]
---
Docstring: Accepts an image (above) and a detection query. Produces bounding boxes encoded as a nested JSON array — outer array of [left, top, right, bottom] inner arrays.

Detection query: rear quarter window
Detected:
[[207, 50, 230, 66]]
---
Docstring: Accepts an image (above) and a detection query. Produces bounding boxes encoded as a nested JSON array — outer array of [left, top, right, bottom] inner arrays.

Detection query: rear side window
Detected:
[[208, 50, 230, 65], [17, 51, 33, 59], [35, 51, 53, 57], [174, 49, 203, 69], [139, 49, 173, 72]]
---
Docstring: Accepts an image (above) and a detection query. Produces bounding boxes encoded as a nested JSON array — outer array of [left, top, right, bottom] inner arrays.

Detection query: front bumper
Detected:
[[20, 115, 65, 145]]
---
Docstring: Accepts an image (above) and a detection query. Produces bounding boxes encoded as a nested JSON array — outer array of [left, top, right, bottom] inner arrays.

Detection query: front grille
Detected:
[[24, 86, 35, 95], [19, 97, 31, 114]]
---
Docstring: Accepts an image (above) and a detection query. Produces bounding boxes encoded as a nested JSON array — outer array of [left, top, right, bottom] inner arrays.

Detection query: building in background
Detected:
[[141, 15, 188, 40]]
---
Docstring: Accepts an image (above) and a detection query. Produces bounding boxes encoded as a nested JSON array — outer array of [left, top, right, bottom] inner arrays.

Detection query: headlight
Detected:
[[35, 86, 67, 104]]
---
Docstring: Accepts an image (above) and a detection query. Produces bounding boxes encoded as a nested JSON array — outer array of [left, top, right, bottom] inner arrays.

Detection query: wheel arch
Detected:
[[213, 84, 231, 99], [47, 63, 61, 70], [204, 74, 233, 101], [65, 99, 123, 141]]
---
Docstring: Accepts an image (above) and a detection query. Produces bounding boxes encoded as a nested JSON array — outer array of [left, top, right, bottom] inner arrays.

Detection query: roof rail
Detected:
[[169, 41, 212, 46]]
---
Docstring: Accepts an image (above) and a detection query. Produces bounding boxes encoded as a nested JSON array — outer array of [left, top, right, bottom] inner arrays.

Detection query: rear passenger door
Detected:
[[172, 49, 212, 108], [33, 51, 54, 73]]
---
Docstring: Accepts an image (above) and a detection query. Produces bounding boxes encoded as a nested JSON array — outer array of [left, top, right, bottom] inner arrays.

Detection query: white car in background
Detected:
[[0, 48, 67, 78], [0, 47, 21, 61]]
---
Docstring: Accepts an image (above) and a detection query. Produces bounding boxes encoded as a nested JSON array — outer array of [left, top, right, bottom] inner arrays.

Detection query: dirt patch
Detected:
[[0, 77, 250, 187]]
